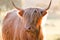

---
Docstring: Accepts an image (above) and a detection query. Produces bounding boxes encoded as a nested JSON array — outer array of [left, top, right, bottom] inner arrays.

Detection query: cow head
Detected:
[[11, 0, 52, 38]]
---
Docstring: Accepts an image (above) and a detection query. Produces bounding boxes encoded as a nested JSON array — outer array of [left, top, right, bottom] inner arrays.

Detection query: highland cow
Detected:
[[2, 0, 52, 40]]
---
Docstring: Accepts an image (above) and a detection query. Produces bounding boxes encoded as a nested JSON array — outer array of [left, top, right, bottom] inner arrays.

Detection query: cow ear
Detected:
[[41, 0, 52, 16], [18, 10, 24, 16], [42, 11, 47, 16], [11, 0, 24, 16]]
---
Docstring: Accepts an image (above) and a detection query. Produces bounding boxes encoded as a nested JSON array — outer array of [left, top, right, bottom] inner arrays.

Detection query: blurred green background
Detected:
[[0, 0, 60, 40]]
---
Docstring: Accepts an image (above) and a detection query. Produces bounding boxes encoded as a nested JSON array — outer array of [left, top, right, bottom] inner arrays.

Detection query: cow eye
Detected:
[[40, 11, 43, 15], [41, 11, 43, 13], [34, 10, 37, 13]]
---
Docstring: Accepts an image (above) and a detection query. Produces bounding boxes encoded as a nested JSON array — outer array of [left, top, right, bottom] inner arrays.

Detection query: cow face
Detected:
[[22, 8, 47, 34], [11, 0, 52, 37]]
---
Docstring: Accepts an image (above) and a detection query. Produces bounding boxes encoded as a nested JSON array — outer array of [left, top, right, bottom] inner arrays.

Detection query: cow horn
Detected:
[[45, 0, 52, 10], [11, 0, 24, 16], [11, 0, 22, 10], [41, 0, 52, 16]]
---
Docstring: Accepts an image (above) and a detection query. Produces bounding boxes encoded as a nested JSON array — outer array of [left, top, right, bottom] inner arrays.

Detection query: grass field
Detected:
[[46, 19, 60, 40]]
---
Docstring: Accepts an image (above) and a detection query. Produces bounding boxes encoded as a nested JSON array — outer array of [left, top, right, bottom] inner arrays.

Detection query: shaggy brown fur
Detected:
[[2, 0, 52, 40], [2, 8, 44, 40]]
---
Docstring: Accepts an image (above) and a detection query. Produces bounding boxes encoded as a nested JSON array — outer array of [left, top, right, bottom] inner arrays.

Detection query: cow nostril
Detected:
[[28, 27, 31, 30]]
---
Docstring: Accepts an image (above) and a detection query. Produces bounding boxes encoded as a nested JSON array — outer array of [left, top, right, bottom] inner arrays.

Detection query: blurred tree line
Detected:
[[0, 0, 22, 11], [0, 0, 60, 19]]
